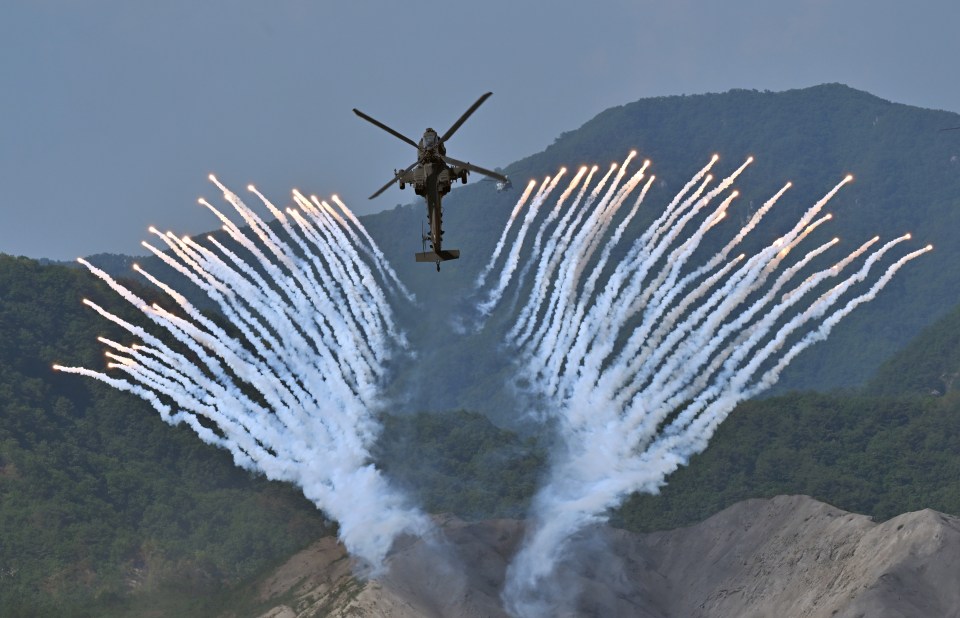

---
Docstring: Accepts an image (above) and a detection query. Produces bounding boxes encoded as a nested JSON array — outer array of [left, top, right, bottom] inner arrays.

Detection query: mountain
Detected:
[[0, 255, 542, 615], [613, 388, 960, 533], [6, 84, 960, 614], [242, 496, 960, 618], [371, 84, 960, 400], [867, 299, 960, 397], [2, 255, 958, 615], [88, 84, 960, 418]]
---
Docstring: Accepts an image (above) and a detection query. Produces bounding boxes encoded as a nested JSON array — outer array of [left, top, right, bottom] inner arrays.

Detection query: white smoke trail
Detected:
[[470, 153, 927, 617], [508, 167, 591, 305], [55, 181, 431, 571], [539, 160, 652, 396], [478, 170, 568, 315], [331, 194, 415, 303], [540, 158, 725, 386], [515, 162, 623, 362], [529, 159, 747, 406], [510, 166, 599, 344], [475, 179, 540, 287]]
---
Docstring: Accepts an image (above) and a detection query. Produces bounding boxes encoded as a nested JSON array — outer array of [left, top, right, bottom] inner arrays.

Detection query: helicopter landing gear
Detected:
[[436, 261, 441, 272]]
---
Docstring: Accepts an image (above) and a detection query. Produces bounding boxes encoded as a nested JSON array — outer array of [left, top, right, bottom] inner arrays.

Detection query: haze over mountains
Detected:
[[3, 84, 959, 615]]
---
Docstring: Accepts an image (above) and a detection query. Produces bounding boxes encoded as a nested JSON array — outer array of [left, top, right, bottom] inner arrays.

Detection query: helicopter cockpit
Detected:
[[419, 128, 446, 158]]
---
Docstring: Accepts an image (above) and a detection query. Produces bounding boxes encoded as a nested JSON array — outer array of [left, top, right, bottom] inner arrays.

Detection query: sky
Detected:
[[3, 0, 960, 261]]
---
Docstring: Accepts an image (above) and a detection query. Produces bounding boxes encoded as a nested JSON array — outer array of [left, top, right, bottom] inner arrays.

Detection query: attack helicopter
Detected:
[[353, 92, 510, 271]]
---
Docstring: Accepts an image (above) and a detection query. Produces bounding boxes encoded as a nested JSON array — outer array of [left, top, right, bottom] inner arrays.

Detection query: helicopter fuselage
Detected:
[[397, 131, 468, 263]]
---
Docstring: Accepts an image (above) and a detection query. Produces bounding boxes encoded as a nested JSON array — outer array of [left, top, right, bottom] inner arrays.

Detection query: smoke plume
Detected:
[[55, 179, 431, 570], [470, 154, 927, 616]]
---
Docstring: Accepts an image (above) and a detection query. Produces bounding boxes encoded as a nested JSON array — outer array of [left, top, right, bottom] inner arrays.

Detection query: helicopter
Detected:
[[353, 92, 510, 271]]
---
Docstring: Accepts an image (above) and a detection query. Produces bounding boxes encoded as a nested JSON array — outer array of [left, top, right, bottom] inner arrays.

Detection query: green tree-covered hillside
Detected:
[[0, 256, 331, 617], [867, 300, 960, 397], [614, 391, 960, 532], [1, 254, 958, 615]]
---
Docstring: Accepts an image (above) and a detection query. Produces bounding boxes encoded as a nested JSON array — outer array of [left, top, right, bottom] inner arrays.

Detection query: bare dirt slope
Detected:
[[250, 496, 960, 618]]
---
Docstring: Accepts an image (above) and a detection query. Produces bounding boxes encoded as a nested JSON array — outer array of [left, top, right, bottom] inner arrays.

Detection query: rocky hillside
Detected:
[[244, 495, 960, 618]]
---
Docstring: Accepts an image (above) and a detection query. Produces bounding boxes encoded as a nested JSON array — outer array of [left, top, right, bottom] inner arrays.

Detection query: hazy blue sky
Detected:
[[3, 0, 959, 260]]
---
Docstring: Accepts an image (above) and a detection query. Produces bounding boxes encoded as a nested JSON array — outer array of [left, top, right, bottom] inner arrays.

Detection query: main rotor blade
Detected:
[[441, 155, 509, 183], [940, 126, 960, 132], [353, 108, 419, 149], [369, 162, 418, 200], [441, 92, 493, 143]]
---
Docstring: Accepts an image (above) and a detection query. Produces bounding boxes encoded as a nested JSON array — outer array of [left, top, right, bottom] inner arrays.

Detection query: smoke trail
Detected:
[[508, 167, 591, 304], [509, 166, 599, 344], [513, 162, 622, 357], [55, 181, 431, 571], [470, 153, 926, 616], [478, 170, 568, 315], [330, 194, 415, 303], [475, 179, 540, 287]]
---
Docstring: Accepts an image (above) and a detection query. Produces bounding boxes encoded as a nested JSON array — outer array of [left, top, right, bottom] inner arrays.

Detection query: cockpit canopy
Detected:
[[422, 129, 439, 149]]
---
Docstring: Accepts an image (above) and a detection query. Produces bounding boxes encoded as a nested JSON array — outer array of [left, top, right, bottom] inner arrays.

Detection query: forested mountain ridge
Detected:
[[7, 83, 960, 614], [360, 83, 960, 400], [0, 256, 332, 616], [867, 299, 960, 397], [2, 253, 958, 614], [85, 84, 960, 413]]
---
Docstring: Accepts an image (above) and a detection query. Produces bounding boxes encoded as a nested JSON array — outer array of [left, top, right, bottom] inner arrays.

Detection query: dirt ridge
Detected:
[[248, 496, 960, 618]]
